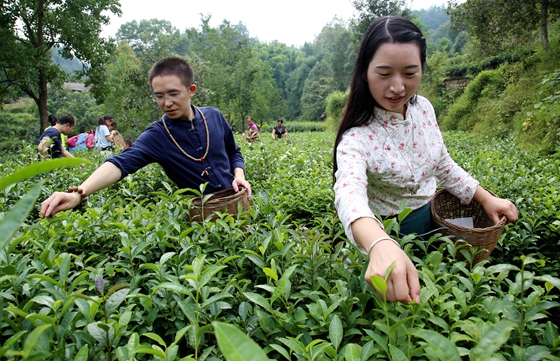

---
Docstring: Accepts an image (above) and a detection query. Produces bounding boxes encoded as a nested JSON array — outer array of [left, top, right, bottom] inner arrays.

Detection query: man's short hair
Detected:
[[149, 57, 195, 89], [58, 115, 76, 126]]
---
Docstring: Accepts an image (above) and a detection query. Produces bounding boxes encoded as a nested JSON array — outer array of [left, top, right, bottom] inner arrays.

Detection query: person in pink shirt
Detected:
[[245, 116, 260, 143], [333, 15, 518, 304]]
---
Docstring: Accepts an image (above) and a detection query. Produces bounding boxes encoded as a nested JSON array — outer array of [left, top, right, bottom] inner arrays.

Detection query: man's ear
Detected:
[[189, 84, 197, 94]]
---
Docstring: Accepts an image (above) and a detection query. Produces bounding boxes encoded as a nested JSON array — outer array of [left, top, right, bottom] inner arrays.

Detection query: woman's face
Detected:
[[365, 42, 422, 116], [246, 117, 253, 125]]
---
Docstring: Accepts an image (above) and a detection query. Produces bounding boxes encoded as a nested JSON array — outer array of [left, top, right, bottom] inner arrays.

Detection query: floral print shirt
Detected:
[[334, 96, 479, 249]]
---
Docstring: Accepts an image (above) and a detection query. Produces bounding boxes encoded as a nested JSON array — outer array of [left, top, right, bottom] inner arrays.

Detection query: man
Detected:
[[37, 114, 76, 158], [40, 57, 251, 217]]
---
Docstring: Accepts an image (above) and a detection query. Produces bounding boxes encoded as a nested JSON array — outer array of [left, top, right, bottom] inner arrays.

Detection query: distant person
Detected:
[[95, 116, 114, 151], [37, 114, 76, 158], [67, 132, 89, 152], [45, 114, 68, 150], [231, 124, 238, 133], [245, 116, 259, 143], [109, 120, 125, 149], [40, 56, 251, 217], [123, 138, 133, 149], [271, 119, 288, 139]]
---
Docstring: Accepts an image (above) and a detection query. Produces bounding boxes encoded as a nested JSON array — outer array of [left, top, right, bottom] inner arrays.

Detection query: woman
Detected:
[[245, 116, 259, 143], [333, 16, 518, 304], [272, 119, 288, 139], [95, 116, 113, 151]]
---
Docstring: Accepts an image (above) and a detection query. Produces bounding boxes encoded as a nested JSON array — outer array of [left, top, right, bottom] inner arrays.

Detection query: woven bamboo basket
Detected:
[[430, 189, 506, 264], [189, 187, 250, 222]]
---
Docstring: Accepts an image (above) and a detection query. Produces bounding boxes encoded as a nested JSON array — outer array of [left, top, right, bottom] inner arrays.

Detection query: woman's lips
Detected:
[[386, 97, 403, 104]]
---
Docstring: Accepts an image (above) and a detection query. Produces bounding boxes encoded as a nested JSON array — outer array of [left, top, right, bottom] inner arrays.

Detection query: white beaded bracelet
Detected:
[[367, 237, 401, 257]]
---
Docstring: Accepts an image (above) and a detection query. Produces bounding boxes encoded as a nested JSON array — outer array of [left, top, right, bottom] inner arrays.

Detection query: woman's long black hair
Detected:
[[332, 16, 427, 182]]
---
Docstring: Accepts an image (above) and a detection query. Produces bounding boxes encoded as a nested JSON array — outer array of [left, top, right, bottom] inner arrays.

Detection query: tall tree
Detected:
[[0, 0, 121, 133], [300, 59, 336, 121], [116, 19, 182, 57], [351, 0, 411, 40], [449, 0, 560, 54]]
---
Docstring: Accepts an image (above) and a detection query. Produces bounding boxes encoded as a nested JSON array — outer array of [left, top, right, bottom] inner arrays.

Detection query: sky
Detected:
[[102, 0, 449, 47]]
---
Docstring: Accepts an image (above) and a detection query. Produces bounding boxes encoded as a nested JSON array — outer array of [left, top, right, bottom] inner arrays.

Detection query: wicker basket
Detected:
[[430, 189, 506, 264], [189, 187, 250, 222]]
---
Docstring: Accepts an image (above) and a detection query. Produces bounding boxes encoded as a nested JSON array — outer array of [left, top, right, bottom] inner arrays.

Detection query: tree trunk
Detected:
[[37, 0, 49, 134], [38, 70, 49, 134], [540, 0, 549, 51]]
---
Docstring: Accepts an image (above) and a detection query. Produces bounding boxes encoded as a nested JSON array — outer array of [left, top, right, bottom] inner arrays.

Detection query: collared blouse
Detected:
[[334, 96, 479, 249]]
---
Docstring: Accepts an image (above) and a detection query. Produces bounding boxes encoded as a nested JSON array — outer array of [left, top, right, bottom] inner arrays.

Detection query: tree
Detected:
[[351, 0, 412, 40], [300, 59, 336, 121], [116, 19, 182, 57], [448, 0, 560, 54], [0, 0, 121, 133]]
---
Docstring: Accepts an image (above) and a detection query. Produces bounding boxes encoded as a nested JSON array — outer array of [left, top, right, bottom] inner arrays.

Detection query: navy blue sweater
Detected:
[[106, 106, 245, 193]]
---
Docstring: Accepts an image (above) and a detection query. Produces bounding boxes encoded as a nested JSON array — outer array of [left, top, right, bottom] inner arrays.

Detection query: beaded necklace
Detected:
[[161, 106, 209, 164]]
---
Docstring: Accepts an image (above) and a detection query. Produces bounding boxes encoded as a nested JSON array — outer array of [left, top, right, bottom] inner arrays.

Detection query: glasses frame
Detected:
[[150, 89, 188, 103]]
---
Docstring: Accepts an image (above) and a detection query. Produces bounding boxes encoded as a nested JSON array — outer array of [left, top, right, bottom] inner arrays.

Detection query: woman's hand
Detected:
[[474, 186, 519, 224], [367, 240, 421, 304], [352, 217, 421, 303]]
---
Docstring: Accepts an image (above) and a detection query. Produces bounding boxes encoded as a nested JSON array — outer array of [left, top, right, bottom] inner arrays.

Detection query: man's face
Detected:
[[151, 74, 196, 120], [62, 123, 76, 135]]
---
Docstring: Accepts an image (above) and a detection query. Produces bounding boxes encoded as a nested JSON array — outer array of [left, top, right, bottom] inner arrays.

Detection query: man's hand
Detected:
[[40, 191, 82, 218]]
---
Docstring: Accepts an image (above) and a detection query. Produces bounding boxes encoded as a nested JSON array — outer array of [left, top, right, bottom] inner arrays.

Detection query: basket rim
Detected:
[[430, 188, 506, 233], [192, 187, 247, 206]]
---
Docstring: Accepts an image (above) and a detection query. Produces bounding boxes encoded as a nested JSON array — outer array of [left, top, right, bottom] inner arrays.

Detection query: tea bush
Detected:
[[0, 132, 558, 360]]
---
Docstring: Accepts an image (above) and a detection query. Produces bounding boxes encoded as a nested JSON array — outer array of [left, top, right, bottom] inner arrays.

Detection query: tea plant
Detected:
[[0, 133, 559, 360]]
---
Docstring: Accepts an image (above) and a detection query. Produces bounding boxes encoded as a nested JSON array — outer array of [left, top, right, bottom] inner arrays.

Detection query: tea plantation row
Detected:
[[0, 132, 558, 360]]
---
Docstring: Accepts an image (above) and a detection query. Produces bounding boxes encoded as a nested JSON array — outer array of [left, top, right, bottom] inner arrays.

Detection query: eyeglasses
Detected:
[[150, 89, 188, 103]]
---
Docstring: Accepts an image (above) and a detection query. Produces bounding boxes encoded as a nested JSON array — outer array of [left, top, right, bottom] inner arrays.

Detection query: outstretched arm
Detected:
[[40, 162, 122, 218]]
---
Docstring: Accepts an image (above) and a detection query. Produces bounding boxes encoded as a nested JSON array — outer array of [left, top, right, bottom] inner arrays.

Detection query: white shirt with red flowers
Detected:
[[334, 96, 479, 250]]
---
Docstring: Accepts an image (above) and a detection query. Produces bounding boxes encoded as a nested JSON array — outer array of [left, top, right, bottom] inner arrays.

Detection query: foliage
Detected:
[[0, 107, 37, 151], [414, 5, 450, 34], [0, 132, 559, 360], [0, 0, 122, 132], [324, 91, 348, 132], [351, 0, 412, 42], [524, 68, 560, 154], [448, 0, 560, 55], [301, 60, 336, 121], [446, 52, 521, 78]]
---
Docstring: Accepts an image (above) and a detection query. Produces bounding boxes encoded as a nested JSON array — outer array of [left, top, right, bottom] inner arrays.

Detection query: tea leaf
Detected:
[[469, 320, 515, 360], [243, 292, 273, 312], [0, 182, 43, 251], [343, 343, 361, 360], [213, 321, 268, 361], [413, 329, 461, 361], [74, 345, 89, 361], [370, 275, 387, 296], [0, 157, 88, 191], [143, 332, 166, 347], [389, 344, 409, 361], [106, 288, 130, 316], [329, 314, 343, 350]]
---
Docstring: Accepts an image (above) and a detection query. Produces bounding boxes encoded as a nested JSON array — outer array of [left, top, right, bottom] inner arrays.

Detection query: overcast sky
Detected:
[[103, 0, 449, 47]]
